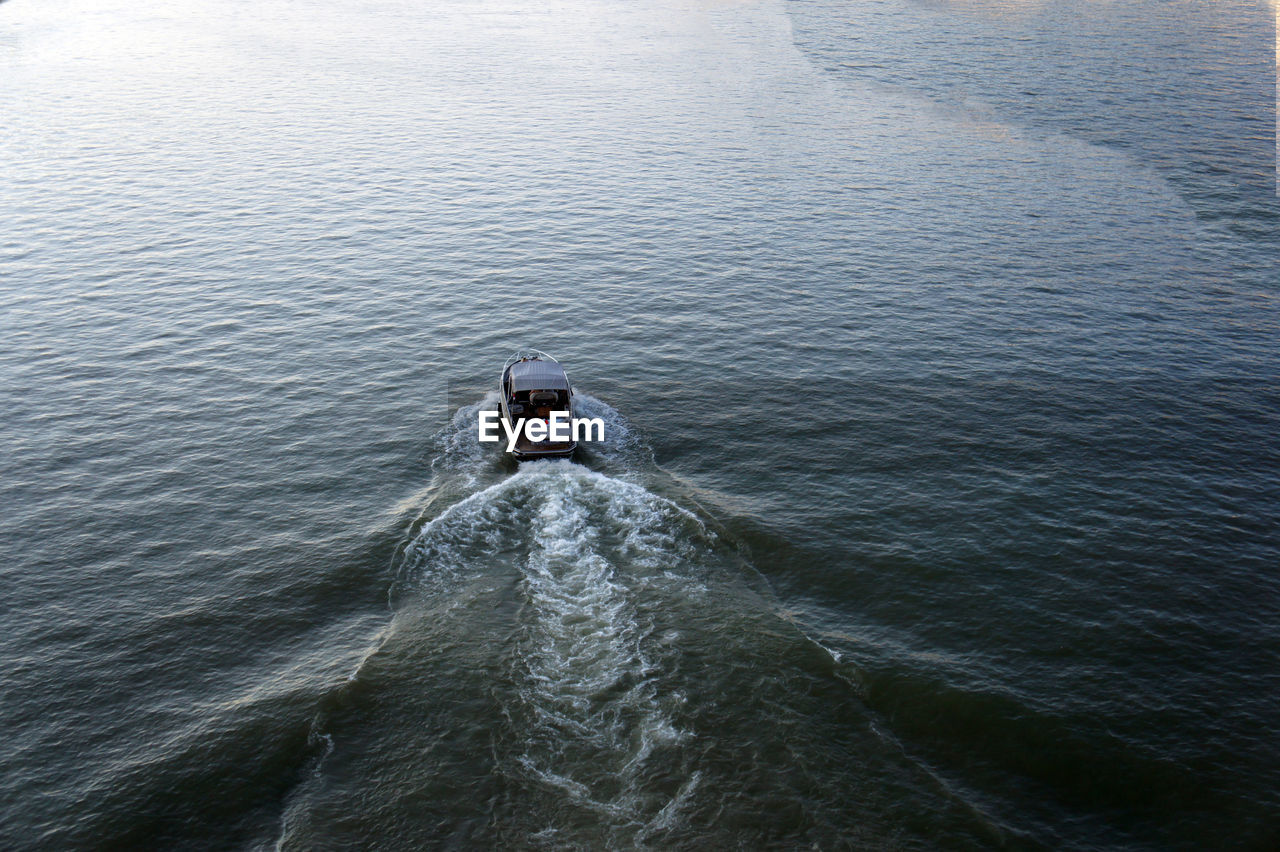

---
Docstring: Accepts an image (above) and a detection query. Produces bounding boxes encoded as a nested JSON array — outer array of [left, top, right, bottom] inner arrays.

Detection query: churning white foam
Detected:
[[512, 466, 686, 828], [399, 459, 713, 839]]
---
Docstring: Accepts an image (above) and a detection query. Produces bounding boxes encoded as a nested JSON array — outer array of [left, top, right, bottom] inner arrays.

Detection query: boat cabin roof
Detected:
[[508, 358, 570, 391]]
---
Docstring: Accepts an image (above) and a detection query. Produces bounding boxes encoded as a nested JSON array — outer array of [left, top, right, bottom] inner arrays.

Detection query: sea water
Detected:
[[1, 0, 1277, 847]]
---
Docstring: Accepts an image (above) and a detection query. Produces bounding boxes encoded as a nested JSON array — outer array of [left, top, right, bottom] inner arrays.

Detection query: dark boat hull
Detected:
[[499, 350, 578, 461]]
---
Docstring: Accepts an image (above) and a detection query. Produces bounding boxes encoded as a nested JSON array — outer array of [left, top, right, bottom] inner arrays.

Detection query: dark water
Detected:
[[2, 0, 1278, 847]]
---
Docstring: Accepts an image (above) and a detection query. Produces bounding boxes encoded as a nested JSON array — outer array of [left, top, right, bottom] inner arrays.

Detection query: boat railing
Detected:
[[503, 348, 559, 372]]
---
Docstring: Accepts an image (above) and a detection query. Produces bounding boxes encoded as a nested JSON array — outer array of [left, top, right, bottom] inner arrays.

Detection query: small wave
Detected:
[[570, 392, 651, 471], [431, 390, 503, 488]]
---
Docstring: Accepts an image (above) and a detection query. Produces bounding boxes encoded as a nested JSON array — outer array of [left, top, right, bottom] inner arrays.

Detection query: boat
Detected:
[[499, 349, 577, 460]]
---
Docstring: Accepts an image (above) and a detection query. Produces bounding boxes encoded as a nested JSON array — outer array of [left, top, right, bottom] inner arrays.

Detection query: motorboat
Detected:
[[499, 349, 577, 460]]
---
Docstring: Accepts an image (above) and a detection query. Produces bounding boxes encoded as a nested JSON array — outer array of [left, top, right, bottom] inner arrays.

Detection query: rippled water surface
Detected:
[[2, 0, 1278, 847]]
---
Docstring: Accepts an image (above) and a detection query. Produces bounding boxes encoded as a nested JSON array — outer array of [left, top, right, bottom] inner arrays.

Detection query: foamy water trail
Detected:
[[432, 390, 502, 489], [392, 401, 716, 843], [505, 465, 699, 840], [570, 392, 652, 472]]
